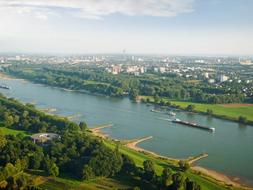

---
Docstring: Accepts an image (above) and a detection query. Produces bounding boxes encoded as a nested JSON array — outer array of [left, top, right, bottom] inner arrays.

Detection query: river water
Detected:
[[0, 77, 253, 185]]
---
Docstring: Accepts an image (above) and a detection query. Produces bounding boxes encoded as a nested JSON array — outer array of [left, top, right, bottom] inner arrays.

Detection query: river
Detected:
[[0, 77, 253, 185]]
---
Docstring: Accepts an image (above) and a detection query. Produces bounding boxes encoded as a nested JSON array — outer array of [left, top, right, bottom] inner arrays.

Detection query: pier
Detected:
[[188, 153, 209, 165], [90, 124, 113, 139]]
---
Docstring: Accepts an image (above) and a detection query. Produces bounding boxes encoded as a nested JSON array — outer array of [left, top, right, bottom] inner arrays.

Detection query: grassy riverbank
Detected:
[[0, 125, 248, 189], [102, 139, 246, 190], [140, 96, 253, 124]]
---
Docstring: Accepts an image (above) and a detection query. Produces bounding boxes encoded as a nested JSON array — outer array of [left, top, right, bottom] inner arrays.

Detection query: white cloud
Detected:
[[0, 0, 195, 19]]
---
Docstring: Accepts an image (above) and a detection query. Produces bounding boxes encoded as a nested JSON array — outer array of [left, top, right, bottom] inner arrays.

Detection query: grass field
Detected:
[[140, 96, 253, 123], [0, 125, 31, 136], [38, 173, 135, 190]]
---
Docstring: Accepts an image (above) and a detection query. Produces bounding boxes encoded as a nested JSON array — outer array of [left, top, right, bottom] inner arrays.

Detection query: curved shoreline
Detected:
[[91, 127, 252, 189]]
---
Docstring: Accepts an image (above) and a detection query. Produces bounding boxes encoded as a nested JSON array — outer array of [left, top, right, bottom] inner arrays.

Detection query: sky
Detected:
[[0, 0, 253, 55]]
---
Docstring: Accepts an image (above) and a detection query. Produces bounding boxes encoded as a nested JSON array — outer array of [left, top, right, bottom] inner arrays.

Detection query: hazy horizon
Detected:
[[1, 0, 253, 55]]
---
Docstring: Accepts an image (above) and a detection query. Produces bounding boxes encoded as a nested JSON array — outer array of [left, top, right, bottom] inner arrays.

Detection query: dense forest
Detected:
[[0, 94, 201, 190], [4, 64, 250, 104]]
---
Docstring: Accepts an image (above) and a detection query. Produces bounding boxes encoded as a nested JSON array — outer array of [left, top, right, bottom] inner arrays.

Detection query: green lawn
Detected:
[[0, 126, 31, 136], [141, 96, 253, 123], [38, 174, 134, 190]]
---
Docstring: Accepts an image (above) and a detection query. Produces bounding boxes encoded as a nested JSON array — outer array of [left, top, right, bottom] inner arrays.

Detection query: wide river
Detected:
[[1, 77, 253, 185]]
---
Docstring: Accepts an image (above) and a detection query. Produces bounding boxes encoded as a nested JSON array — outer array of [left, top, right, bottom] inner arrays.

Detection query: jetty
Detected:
[[40, 108, 57, 113], [124, 136, 153, 146], [172, 119, 215, 132], [91, 124, 113, 131], [90, 124, 113, 138], [188, 153, 209, 165], [66, 114, 81, 120]]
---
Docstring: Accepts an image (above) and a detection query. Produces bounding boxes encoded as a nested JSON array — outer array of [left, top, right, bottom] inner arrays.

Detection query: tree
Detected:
[[4, 112, 14, 127], [153, 95, 160, 104], [79, 122, 88, 131], [238, 116, 247, 124], [172, 172, 185, 190], [121, 154, 136, 174], [82, 165, 94, 180], [49, 163, 59, 177], [206, 109, 213, 115], [142, 160, 156, 182], [186, 105, 195, 112], [129, 89, 139, 100], [178, 160, 190, 171], [161, 167, 172, 187], [0, 134, 7, 149], [185, 178, 201, 190]]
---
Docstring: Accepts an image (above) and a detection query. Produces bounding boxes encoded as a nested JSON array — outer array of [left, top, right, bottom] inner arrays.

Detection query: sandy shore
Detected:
[[0, 73, 25, 81], [91, 129, 252, 189], [192, 166, 252, 189], [124, 136, 179, 162]]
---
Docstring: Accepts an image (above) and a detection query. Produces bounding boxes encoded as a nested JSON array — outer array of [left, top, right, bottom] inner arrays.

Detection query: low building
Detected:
[[219, 74, 229, 83], [112, 66, 121, 75], [31, 133, 60, 144]]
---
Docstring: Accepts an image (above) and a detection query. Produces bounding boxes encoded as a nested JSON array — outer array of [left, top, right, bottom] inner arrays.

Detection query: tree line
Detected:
[[5, 64, 250, 104]]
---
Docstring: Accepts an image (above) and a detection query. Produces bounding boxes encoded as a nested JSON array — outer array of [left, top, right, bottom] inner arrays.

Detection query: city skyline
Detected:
[[0, 0, 253, 55]]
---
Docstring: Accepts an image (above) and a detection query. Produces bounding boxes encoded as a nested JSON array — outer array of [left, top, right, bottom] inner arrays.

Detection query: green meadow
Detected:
[[141, 96, 253, 123], [0, 125, 31, 136]]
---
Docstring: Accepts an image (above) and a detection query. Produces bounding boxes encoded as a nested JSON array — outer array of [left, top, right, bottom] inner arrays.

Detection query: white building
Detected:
[[112, 66, 121, 75], [219, 74, 229, 83], [203, 72, 209, 78], [159, 67, 166, 73]]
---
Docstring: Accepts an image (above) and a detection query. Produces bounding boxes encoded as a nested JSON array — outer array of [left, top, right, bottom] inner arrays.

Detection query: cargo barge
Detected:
[[172, 119, 215, 132]]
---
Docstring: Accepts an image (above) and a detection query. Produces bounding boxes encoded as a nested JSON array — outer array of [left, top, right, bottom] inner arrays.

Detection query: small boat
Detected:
[[150, 109, 160, 113], [168, 111, 176, 116], [0, 84, 11, 90]]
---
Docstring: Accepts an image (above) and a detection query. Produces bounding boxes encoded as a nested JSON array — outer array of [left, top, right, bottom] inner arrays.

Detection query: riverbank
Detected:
[[91, 126, 252, 189], [139, 96, 253, 126], [191, 166, 252, 189], [0, 72, 26, 81]]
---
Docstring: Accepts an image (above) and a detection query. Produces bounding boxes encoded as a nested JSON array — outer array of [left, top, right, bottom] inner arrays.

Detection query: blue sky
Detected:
[[0, 0, 252, 55]]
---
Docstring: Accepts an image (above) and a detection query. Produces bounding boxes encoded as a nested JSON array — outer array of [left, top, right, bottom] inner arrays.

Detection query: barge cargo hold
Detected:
[[172, 119, 215, 132]]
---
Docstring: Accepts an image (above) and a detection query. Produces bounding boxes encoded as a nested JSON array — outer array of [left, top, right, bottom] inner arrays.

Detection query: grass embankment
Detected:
[[37, 175, 133, 190], [103, 139, 237, 190], [140, 96, 253, 124], [0, 124, 31, 136]]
